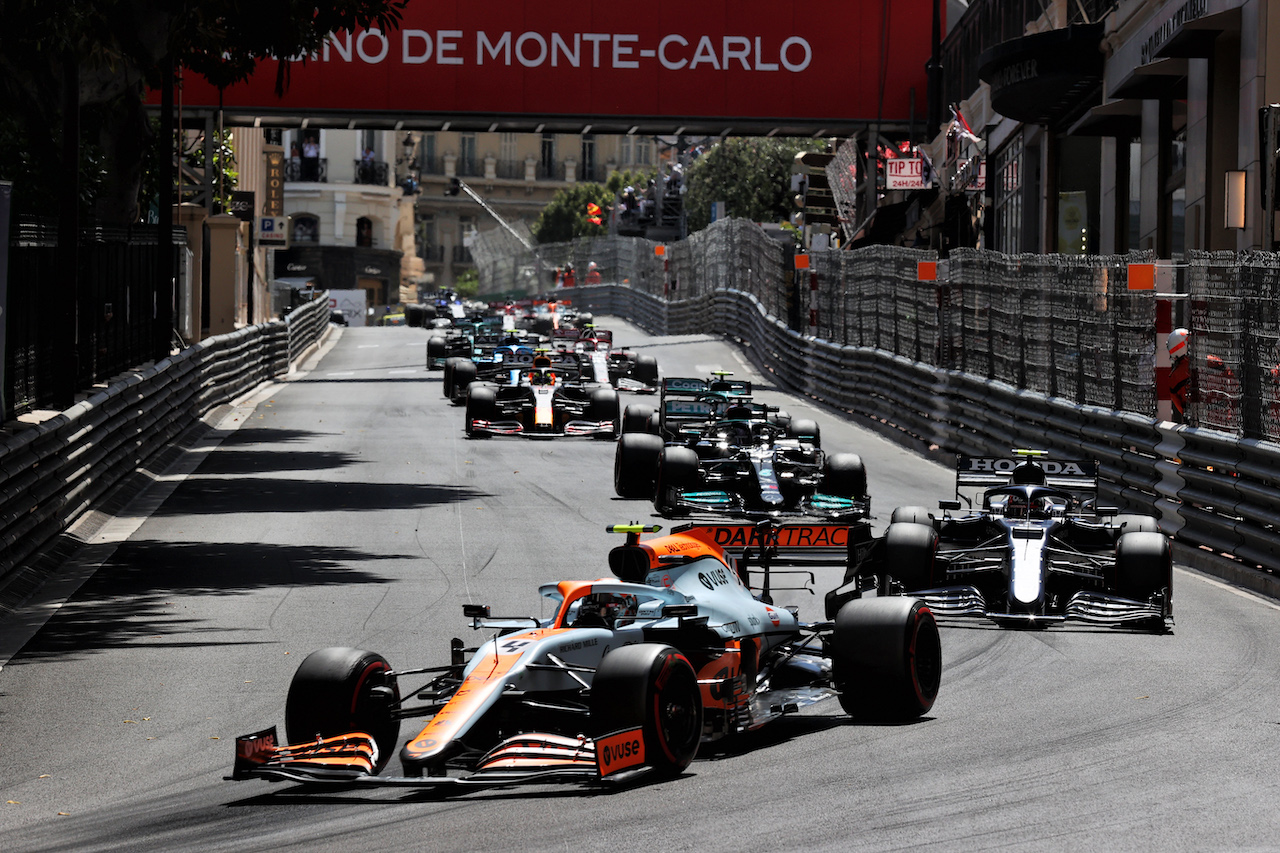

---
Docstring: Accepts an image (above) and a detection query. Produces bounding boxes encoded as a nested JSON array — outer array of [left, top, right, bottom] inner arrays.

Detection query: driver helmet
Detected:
[[597, 593, 637, 624], [723, 404, 754, 421], [1167, 328, 1189, 359], [1010, 460, 1047, 485]]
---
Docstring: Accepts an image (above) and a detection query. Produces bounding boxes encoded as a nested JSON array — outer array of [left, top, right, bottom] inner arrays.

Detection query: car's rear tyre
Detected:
[[465, 386, 497, 438], [633, 355, 659, 386], [622, 403, 656, 435], [590, 644, 702, 778], [442, 357, 463, 398], [588, 388, 621, 438], [883, 522, 939, 591], [450, 360, 477, 403], [891, 505, 935, 525], [616, 432, 664, 498], [654, 446, 700, 514], [1114, 531, 1171, 600], [285, 647, 400, 774], [426, 336, 446, 369], [831, 598, 941, 721], [788, 418, 821, 447], [822, 453, 867, 499]]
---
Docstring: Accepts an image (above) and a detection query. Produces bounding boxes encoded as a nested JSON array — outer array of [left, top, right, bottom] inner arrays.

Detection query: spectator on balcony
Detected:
[[301, 137, 320, 181], [290, 142, 300, 174], [359, 146, 376, 183]]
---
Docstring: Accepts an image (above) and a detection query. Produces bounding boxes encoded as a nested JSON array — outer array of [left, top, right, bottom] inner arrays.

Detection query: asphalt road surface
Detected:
[[2, 320, 1279, 852]]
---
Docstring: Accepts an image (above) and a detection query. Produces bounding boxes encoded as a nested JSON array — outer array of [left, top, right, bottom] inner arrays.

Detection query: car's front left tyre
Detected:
[[285, 647, 401, 774], [590, 644, 702, 778], [830, 597, 941, 722]]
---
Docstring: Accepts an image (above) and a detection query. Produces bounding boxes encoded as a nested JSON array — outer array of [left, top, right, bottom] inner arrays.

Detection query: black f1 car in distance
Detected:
[[231, 521, 941, 793], [615, 406, 867, 521], [825, 451, 1173, 632]]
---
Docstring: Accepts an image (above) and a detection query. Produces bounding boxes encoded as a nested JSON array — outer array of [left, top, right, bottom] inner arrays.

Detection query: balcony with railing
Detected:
[[420, 244, 445, 262], [285, 158, 328, 182], [452, 245, 474, 264], [353, 159, 390, 186], [536, 161, 564, 181], [496, 159, 526, 179]]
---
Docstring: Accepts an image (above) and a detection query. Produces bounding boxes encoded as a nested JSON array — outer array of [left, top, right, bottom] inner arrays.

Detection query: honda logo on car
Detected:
[[596, 728, 645, 776], [961, 457, 1093, 476]]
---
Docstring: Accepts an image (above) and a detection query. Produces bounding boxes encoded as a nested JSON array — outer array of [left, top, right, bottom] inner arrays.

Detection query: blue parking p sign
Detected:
[[259, 216, 288, 245]]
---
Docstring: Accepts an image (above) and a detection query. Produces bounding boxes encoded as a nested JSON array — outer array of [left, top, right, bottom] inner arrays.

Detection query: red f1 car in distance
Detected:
[[231, 521, 942, 794]]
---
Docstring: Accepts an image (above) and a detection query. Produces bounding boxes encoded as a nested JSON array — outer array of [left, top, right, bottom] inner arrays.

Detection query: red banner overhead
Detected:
[[169, 0, 938, 133]]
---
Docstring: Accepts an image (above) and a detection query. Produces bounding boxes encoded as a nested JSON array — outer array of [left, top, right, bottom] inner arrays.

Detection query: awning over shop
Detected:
[[1108, 57, 1189, 100], [1068, 98, 1186, 138], [1151, 7, 1240, 59], [978, 24, 1105, 128]]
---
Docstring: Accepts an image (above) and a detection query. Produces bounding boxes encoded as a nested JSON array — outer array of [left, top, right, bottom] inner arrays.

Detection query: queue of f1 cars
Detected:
[[232, 521, 942, 792]]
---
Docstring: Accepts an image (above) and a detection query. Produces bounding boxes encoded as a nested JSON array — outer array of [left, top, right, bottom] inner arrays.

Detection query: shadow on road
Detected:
[[153, 479, 487, 516], [9, 541, 406, 662]]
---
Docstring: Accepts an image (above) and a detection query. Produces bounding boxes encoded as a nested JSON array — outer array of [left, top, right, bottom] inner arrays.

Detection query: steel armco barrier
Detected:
[[0, 293, 330, 588], [570, 281, 1280, 589]]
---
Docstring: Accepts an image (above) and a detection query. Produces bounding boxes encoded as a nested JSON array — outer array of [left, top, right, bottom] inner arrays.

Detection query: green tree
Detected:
[[684, 138, 820, 233], [0, 1, 407, 222], [531, 169, 654, 244], [453, 269, 480, 300]]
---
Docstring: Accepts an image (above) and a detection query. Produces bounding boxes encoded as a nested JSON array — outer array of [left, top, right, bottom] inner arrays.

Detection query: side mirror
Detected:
[[938, 500, 961, 511], [462, 604, 490, 619]]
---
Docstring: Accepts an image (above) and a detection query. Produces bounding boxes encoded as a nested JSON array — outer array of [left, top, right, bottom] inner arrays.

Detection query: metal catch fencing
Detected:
[[487, 219, 1280, 440]]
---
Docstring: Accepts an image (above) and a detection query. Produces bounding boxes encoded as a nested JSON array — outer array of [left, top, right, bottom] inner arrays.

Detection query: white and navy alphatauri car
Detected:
[[827, 451, 1173, 632]]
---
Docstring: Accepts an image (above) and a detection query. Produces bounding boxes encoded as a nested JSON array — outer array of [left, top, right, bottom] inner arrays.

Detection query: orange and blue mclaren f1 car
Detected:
[[231, 521, 942, 792]]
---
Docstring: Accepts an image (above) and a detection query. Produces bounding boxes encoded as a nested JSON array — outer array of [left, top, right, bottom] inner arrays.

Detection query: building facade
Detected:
[[879, 0, 1279, 259], [274, 128, 419, 319], [410, 130, 658, 293]]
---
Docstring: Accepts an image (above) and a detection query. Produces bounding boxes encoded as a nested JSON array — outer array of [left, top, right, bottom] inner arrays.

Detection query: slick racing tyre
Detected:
[[621, 403, 657, 435], [588, 388, 621, 439], [654, 446, 700, 514], [465, 386, 497, 438], [788, 418, 821, 447], [633, 355, 659, 386], [890, 506, 935, 525], [591, 644, 702, 778], [822, 453, 867, 499], [831, 598, 941, 722], [286, 647, 401, 774], [442, 357, 463, 399], [449, 360, 477, 403], [426, 336, 446, 369], [615, 432, 664, 498], [883, 522, 939, 591], [1114, 531, 1171, 601]]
